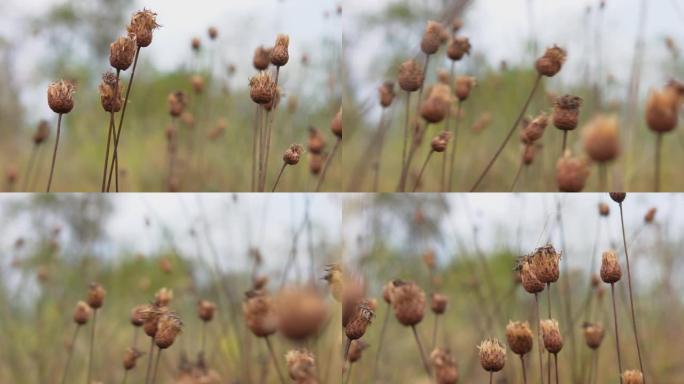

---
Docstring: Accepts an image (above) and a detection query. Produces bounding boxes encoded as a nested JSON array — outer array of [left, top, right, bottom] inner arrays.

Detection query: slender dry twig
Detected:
[[59, 325, 80, 384], [144, 338, 155, 384], [447, 102, 463, 191], [413, 150, 435, 192], [401, 91, 411, 172], [315, 138, 341, 192], [271, 163, 288, 192], [535, 293, 545, 384], [86, 309, 97, 384], [21, 145, 38, 192], [610, 283, 624, 384], [265, 336, 286, 384], [150, 348, 162, 384], [521, 355, 528, 384], [655, 133, 662, 192], [411, 325, 431, 376], [46, 114, 63, 192], [373, 304, 391, 381]]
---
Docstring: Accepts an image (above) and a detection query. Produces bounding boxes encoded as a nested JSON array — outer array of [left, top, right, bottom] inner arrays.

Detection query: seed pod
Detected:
[[556, 151, 589, 192], [553, 95, 583, 131], [582, 322, 604, 349], [73, 300, 92, 325], [530, 245, 561, 284], [535, 45, 566, 77], [271, 34, 290, 66], [348, 339, 369, 363], [33, 120, 50, 145], [249, 72, 276, 105], [331, 108, 342, 139], [431, 131, 451, 152], [600, 250, 621, 283], [398, 59, 424, 92], [276, 285, 328, 340], [506, 321, 534, 355], [283, 144, 304, 165], [307, 127, 326, 154], [645, 87, 679, 133], [421, 21, 446, 54], [253, 46, 272, 71], [243, 290, 278, 337], [87, 282, 106, 309], [122, 347, 143, 370], [143, 305, 167, 337], [285, 349, 318, 383], [598, 202, 610, 216], [198, 300, 216, 322], [131, 304, 150, 327], [154, 287, 173, 307], [191, 75, 205, 94], [345, 300, 374, 340], [110, 36, 137, 71], [391, 280, 425, 326], [154, 312, 183, 349], [609, 192, 626, 203], [309, 153, 324, 175], [430, 293, 448, 314], [644, 207, 656, 223], [379, 81, 396, 108], [47, 80, 76, 114], [208, 26, 218, 40], [518, 257, 545, 294], [127, 8, 160, 48], [99, 72, 123, 113], [520, 113, 548, 144], [454, 76, 476, 101], [622, 370, 644, 384], [421, 84, 452, 123], [540, 319, 563, 354], [430, 348, 459, 384], [447, 36, 471, 61], [168, 91, 188, 118], [478, 338, 506, 372], [582, 114, 620, 162]]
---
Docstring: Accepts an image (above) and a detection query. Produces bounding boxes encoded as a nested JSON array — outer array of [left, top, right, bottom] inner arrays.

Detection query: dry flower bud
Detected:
[[506, 321, 533, 355], [430, 293, 448, 314], [398, 59, 424, 92], [249, 72, 276, 105], [253, 46, 272, 71], [243, 290, 278, 337], [431, 131, 451, 152], [540, 319, 563, 354], [47, 80, 76, 114], [478, 338, 506, 372], [521, 113, 548, 144], [154, 287, 174, 307], [518, 257, 545, 294], [600, 250, 621, 283], [99, 72, 123, 113], [33, 120, 50, 145], [599, 202, 610, 216], [123, 347, 143, 370], [582, 322, 604, 349], [379, 81, 396, 108], [447, 36, 471, 61], [431, 348, 459, 384], [530, 245, 561, 284], [309, 153, 324, 175], [644, 207, 656, 223], [345, 300, 374, 340], [276, 286, 327, 340], [391, 280, 425, 326], [582, 114, 620, 162], [535, 45, 567, 77], [73, 300, 92, 325], [421, 21, 446, 55], [208, 26, 218, 40], [154, 312, 183, 349], [283, 144, 304, 165], [646, 87, 679, 133], [609, 192, 626, 203], [191, 75, 205, 94], [382, 282, 394, 304], [556, 151, 589, 192], [127, 8, 160, 48], [307, 127, 326, 154], [421, 84, 452, 123], [168, 91, 188, 118], [130, 304, 149, 327], [198, 299, 216, 322], [622, 370, 644, 384], [87, 282, 106, 309], [110, 36, 137, 71], [286, 349, 318, 383], [348, 339, 369, 363], [271, 34, 290, 66], [553, 95, 583, 131], [454, 76, 476, 101], [143, 305, 167, 337]]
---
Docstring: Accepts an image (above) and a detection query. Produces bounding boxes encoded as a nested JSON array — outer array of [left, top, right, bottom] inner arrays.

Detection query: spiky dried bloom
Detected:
[[47, 80, 75, 114], [33, 120, 50, 145], [553, 95, 583, 131], [86, 282, 106, 309], [98, 72, 123, 113], [283, 144, 304, 165], [520, 113, 548, 144], [622, 370, 644, 384], [307, 127, 326, 154], [253, 46, 272, 71], [599, 202, 610, 216], [123, 347, 143, 370], [478, 338, 506, 372], [155, 312, 183, 349], [208, 26, 218, 40], [517, 257, 545, 294], [454, 76, 476, 101], [242, 290, 278, 337], [421, 21, 446, 55], [421, 84, 452, 123], [582, 114, 620, 162], [535, 45, 566, 77], [609, 192, 626, 203], [285, 349, 318, 384], [271, 34, 290, 66], [197, 300, 216, 322], [398, 59, 424, 92], [382, 281, 394, 304], [391, 280, 425, 326], [73, 300, 92, 325], [644, 207, 656, 223], [249, 72, 276, 105], [447, 36, 471, 61], [276, 286, 328, 340], [646, 86, 679, 133], [556, 151, 589, 192], [127, 8, 160, 48], [529, 245, 561, 284], [191, 75, 205, 94], [345, 299, 375, 340], [506, 321, 533, 355], [431, 131, 452, 152], [430, 293, 448, 314], [168, 91, 188, 118], [600, 250, 622, 283], [154, 287, 174, 307], [431, 348, 459, 384], [143, 305, 168, 337], [130, 304, 149, 327], [540, 319, 563, 353], [109, 36, 137, 71], [582, 322, 604, 349], [348, 340, 369, 363], [331, 108, 342, 139]]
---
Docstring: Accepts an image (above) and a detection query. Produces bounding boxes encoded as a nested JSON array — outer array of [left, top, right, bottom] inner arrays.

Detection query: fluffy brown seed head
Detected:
[[520, 113, 548, 144], [646, 87, 679, 133], [430, 293, 448, 314], [599, 202, 610, 216], [379, 81, 396, 108], [243, 290, 278, 337], [153, 287, 173, 307], [556, 150, 589, 192], [98, 72, 123, 113], [600, 250, 621, 283], [583, 322, 604, 349], [454, 76, 476, 101], [430, 348, 459, 384], [33, 120, 50, 145], [168, 91, 188, 118], [553, 95, 583, 131], [582, 114, 620, 162], [345, 300, 375, 340], [447, 36, 471, 61], [154, 312, 183, 349], [276, 286, 328, 340], [391, 280, 425, 326], [123, 347, 143, 370], [644, 207, 656, 223], [73, 300, 92, 325], [127, 8, 160, 48], [431, 131, 452, 152], [191, 75, 205, 94], [540, 319, 563, 354], [285, 349, 318, 383], [421, 84, 452, 123], [609, 192, 626, 203], [47, 80, 75, 114], [478, 338, 506, 372], [506, 321, 533, 355], [249, 72, 276, 105], [283, 144, 304, 165], [331, 108, 342, 139], [130, 304, 151, 327], [530, 245, 561, 284], [143, 304, 168, 337], [208, 26, 218, 40], [307, 127, 326, 154], [518, 257, 545, 294], [110, 35, 137, 71], [87, 282, 106, 309], [398, 59, 424, 92], [197, 299, 216, 322], [421, 21, 446, 55], [271, 34, 290, 66], [622, 370, 644, 384], [253, 46, 272, 71], [535, 45, 566, 77]]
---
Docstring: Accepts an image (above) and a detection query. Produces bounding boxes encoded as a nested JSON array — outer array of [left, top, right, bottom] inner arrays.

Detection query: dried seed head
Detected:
[[451, 17, 464, 32], [379, 81, 396, 108], [556, 150, 589, 192], [582, 114, 620, 162], [307, 127, 326, 154], [345, 299, 375, 340], [348, 339, 369, 363], [535, 45, 566, 77], [285, 349, 318, 383], [506, 321, 534, 355], [436, 69, 450, 84], [529, 245, 561, 284], [398, 59, 424, 92], [191, 75, 205, 94], [309, 153, 324, 175], [123, 347, 143, 370], [243, 290, 278, 337], [540, 319, 563, 354], [622, 370, 644, 384], [130, 304, 150, 327], [582, 322, 604, 349], [646, 87, 679, 133], [197, 299, 216, 322], [421, 84, 452, 123], [598, 202, 610, 216], [276, 285, 328, 340], [454, 75, 476, 101], [391, 280, 425, 326], [644, 207, 656, 223], [447, 36, 471, 61], [253, 46, 272, 71], [430, 293, 448, 314], [33, 120, 50, 145], [283, 144, 304, 165], [517, 257, 545, 294], [430, 348, 459, 384], [168, 91, 188, 118], [431, 130, 452, 152], [421, 21, 446, 55], [154, 287, 174, 307], [522, 144, 537, 165], [263, 86, 281, 112], [73, 300, 92, 325], [478, 338, 506, 372], [271, 34, 290, 66], [553, 95, 583, 131], [98, 72, 123, 113], [249, 72, 276, 105], [600, 250, 621, 283], [143, 305, 168, 337], [127, 8, 160, 48], [609, 192, 626, 203], [331, 108, 342, 139], [253, 275, 269, 290], [110, 35, 137, 71], [154, 312, 183, 349], [87, 282, 106, 309], [47, 80, 76, 114], [208, 26, 218, 40], [520, 113, 548, 144]]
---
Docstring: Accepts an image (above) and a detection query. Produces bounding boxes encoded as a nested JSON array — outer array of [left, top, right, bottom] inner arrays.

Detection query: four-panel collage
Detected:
[[1, 0, 682, 383]]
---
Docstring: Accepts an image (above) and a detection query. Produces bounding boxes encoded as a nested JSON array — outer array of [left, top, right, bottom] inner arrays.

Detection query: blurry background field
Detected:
[[0, 0, 342, 192], [343, 0, 684, 191], [342, 193, 684, 383], [0, 194, 342, 383]]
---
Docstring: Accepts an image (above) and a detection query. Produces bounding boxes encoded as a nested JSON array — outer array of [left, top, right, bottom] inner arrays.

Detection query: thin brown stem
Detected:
[[121, 370, 128, 384], [260, 66, 281, 191], [59, 325, 80, 384], [510, 158, 525, 192], [343, 336, 351, 361], [315, 138, 341, 191], [265, 336, 286, 384], [655, 132, 662, 192], [411, 325, 431, 376], [521, 354, 528, 384], [554, 353, 559, 384], [271, 163, 288, 192], [561, 130, 568, 153], [86, 309, 97, 384], [150, 347, 162, 384], [413, 150, 435, 192], [252, 105, 260, 191], [610, 283, 624, 384], [490, 371, 493, 384], [447, 102, 462, 191], [598, 163, 607, 191], [535, 294, 545, 384], [431, 313, 439, 351], [343, 362, 353, 384], [144, 337, 155, 384], [21, 145, 38, 192], [373, 304, 391, 381], [401, 91, 411, 172], [102, 112, 115, 192], [46, 113, 62, 192], [470, 74, 542, 191]]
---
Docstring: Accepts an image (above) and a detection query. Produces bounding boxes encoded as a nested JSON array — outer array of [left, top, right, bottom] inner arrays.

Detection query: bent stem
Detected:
[[46, 114, 63, 192], [271, 163, 288, 192], [610, 283, 624, 384], [411, 325, 431, 377], [59, 325, 80, 384], [470, 74, 542, 191], [315, 138, 341, 192], [86, 309, 97, 384], [535, 293, 545, 384], [265, 336, 286, 384], [413, 150, 435, 192]]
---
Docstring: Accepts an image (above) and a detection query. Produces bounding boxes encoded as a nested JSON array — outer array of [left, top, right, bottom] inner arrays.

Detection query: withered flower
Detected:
[[506, 321, 533, 355], [391, 280, 425, 326], [249, 72, 276, 105], [398, 59, 424, 92], [271, 34, 290, 67], [535, 45, 566, 77], [98, 72, 123, 113], [73, 301, 92, 325], [600, 250, 622, 284], [127, 8, 160, 48], [540, 319, 563, 354], [110, 35, 137, 71], [243, 290, 278, 338], [87, 282, 106, 309], [283, 144, 304, 165], [154, 312, 183, 349], [478, 338, 506, 372], [47, 80, 76, 114]]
